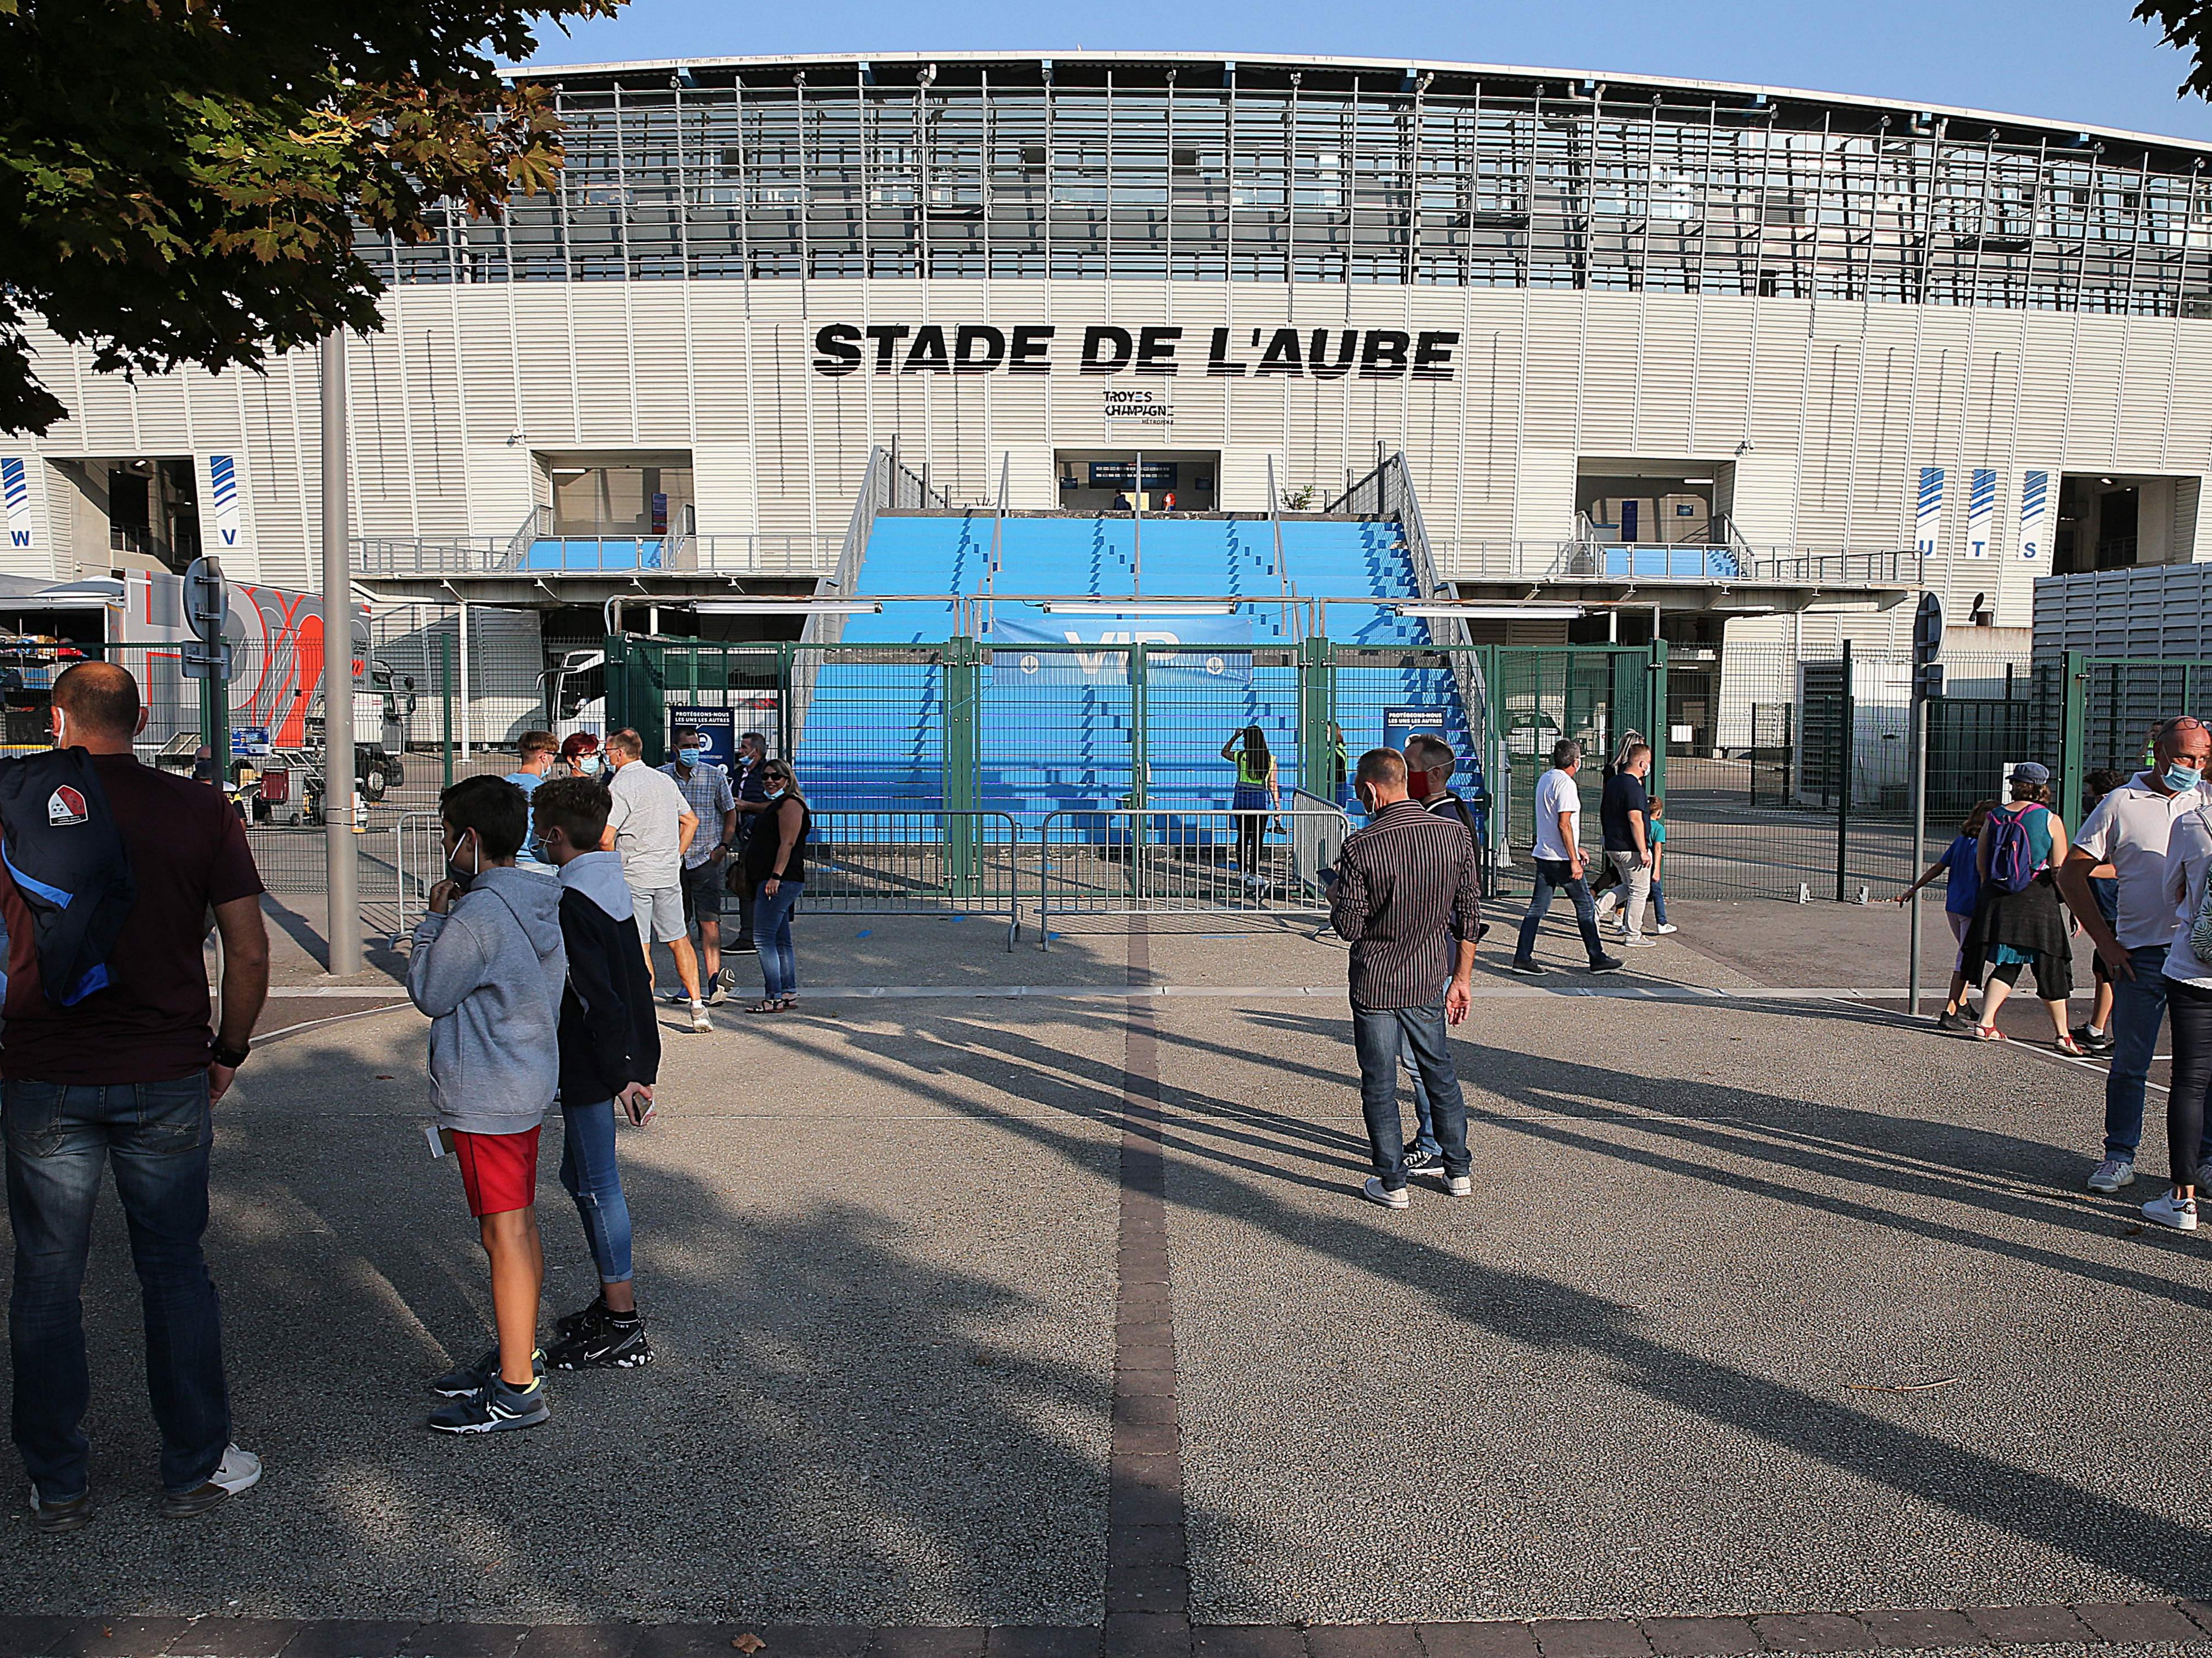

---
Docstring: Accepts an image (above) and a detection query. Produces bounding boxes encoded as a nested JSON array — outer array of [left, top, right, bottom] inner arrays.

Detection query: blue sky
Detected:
[[515, 0, 2212, 142]]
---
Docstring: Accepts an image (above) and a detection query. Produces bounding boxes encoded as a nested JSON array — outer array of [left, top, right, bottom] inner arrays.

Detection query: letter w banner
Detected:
[[1, 458, 31, 550]]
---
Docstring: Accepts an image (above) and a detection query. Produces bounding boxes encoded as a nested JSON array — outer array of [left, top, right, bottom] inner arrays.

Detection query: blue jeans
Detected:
[[753, 879, 803, 1000], [3, 1075, 228, 1499], [1406, 1032, 1442, 1158], [1352, 1000, 1469, 1186], [1651, 879, 1669, 927], [559, 1100, 634, 1285], [1513, 858, 1608, 966], [2107, 945, 2179, 1158]]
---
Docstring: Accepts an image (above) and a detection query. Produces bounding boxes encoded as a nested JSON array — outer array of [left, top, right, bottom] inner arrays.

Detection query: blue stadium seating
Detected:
[[797, 512, 1473, 817]]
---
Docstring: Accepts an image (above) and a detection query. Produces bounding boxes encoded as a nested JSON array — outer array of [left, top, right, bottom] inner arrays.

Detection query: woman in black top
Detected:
[[744, 759, 810, 1012]]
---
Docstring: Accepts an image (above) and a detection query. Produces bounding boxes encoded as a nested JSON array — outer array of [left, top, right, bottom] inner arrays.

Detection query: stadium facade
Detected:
[[9, 51, 2212, 670]]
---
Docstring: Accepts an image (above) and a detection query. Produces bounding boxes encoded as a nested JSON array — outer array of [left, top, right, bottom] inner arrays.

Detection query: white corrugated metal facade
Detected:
[[5, 51, 2212, 667]]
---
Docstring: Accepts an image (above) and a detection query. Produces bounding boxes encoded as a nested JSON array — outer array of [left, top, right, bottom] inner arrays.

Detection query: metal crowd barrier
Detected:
[[1035, 805, 1353, 950], [799, 809, 1026, 951], [391, 810, 448, 945]]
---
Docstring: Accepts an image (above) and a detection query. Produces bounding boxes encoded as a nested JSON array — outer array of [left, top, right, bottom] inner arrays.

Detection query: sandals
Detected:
[[745, 999, 782, 1015], [1973, 1025, 2007, 1043], [2053, 1036, 2088, 1057]]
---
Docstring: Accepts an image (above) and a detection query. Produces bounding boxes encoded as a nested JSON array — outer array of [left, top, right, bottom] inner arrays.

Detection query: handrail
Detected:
[[1267, 455, 1297, 642], [500, 506, 550, 571]]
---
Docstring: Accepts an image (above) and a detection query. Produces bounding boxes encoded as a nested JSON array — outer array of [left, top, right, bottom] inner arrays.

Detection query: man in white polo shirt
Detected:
[[1508, 738, 1624, 976], [2058, 714, 2212, 1192]]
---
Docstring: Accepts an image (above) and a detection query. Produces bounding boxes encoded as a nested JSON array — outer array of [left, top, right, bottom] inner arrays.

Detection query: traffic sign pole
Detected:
[[184, 557, 229, 791]]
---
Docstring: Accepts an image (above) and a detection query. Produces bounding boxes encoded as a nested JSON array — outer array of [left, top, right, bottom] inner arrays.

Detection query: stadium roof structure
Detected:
[[510, 49, 2212, 169]]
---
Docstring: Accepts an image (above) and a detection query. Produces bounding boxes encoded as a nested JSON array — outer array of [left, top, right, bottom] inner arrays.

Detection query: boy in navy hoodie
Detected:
[[531, 775, 662, 1369]]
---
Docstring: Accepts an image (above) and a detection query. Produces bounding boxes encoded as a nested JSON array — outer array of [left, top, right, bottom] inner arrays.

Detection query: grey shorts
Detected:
[[632, 884, 686, 944]]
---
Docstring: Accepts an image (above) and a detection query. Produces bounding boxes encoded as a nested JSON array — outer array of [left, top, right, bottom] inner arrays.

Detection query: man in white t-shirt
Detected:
[[2057, 713, 2212, 1191], [1508, 739, 1624, 976], [602, 728, 709, 1034]]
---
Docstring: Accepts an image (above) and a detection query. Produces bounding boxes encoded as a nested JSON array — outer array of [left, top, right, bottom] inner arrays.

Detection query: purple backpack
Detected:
[[1987, 805, 2044, 894]]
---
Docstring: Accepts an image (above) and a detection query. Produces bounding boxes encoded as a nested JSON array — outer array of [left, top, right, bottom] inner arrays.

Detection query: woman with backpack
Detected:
[[1962, 762, 2081, 1053]]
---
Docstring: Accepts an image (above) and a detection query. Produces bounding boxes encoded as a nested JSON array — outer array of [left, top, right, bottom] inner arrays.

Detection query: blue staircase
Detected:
[[795, 511, 1474, 817]]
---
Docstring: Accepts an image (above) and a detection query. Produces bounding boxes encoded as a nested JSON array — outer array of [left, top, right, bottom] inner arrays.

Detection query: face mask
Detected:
[[576, 754, 602, 776], [678, 748, 702, 767], [50, 712, 66, 750], [446, 831, 482, 895], [2166, 762, 2206, 792], [1405, 771, 1434, 801], [525, 833, 550, 864]]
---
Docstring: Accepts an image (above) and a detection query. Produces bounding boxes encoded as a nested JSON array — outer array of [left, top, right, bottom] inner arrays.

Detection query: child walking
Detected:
[[407, 775, 567, 1433], [532, 776, 662, 1370], [1893, 800, 1994, 1033]]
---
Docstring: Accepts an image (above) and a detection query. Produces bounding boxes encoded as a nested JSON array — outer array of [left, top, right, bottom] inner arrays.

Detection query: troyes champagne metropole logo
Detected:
[[811, 323, 1460, 380]]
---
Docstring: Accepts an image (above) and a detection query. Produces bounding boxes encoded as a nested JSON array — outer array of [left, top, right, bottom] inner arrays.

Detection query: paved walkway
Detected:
[[6, 908, 2210, 1650]]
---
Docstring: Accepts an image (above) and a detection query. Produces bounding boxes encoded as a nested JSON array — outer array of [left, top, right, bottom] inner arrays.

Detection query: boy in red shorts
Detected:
[[406, 775, 567, 1433]]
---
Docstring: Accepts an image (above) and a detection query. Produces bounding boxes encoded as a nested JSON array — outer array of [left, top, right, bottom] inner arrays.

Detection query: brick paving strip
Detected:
[[7, 1602, 2212, 1658], [16, 934, 2212, 1658]]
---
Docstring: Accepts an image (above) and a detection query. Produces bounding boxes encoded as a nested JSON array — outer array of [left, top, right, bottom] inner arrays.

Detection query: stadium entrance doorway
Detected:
[[1576, 459, 1732, 545], [1055, 450, 1219, 513]]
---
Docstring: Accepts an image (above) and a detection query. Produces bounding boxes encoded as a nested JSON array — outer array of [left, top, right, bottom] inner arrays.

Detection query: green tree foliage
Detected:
[[2139, 0, 2212, 97], [0, 0, 622, 433]]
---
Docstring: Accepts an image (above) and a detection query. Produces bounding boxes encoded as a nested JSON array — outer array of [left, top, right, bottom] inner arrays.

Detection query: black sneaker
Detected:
[[28, 1485, 92, 1535], [427, 1375, 550, 1435], [1936, 1010, 1972, 1033], [1507, 958, 1544, 976], [548, 1316, 653, 1373], [1401, 1145, 1444, 1179], [2072, 1024, 2115, 1053], [728, 939, 758, 956], [554, 1296, 611, 1342], [430, 1346, 544, 1399], [1588, 955, 1626, 974]]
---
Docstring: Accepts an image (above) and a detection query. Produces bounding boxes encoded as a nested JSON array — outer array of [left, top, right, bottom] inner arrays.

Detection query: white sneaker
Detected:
[[1361, 1176, 1409, 1210], [159, 1444, 261, 1518], [1617, 934, 1659, 947], [1654, 923, 1678, 935], [1445, 1174, 1472, 1197], [690, 1001, 713, 1034], [2088, 1157, 2137, 1194], [2145, 1192, 2200, 1231]]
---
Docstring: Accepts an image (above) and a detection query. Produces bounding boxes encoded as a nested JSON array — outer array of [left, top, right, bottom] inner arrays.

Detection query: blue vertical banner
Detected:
[[1965, 467, 1996, 557], [0, 457, 31, 550], [209, 453, 241, 550], [1915, 467, 1946, 557], [2019, 470, 2049, 562]]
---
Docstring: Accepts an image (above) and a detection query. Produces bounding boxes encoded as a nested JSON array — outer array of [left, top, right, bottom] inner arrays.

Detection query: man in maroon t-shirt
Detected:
[[1, 662, 270, 1532]]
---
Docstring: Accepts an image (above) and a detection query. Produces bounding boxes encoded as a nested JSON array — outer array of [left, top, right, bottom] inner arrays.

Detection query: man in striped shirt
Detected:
[[1325, 748, 1482, 1210]]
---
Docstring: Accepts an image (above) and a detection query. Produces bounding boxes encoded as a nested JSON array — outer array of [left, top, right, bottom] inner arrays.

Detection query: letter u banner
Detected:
[[1, 457, 32, 551], [1915, 467, 1946, 557]]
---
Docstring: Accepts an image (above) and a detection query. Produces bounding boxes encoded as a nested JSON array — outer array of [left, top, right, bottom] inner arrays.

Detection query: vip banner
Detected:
[[1915, 467, 1946, 558], [1965, 468, 1996, 558], [986, 608, 1255, 685], [2019, 470, 2049, 562]]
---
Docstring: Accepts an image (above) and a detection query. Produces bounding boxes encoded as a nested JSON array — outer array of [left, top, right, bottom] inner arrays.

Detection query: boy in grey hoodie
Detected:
[[406, 775, 567, 1434]]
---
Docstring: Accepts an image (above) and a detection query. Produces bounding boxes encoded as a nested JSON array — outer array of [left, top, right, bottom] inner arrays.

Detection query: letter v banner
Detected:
[[208, 454, 243, 552]]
